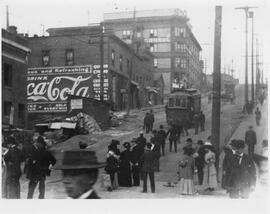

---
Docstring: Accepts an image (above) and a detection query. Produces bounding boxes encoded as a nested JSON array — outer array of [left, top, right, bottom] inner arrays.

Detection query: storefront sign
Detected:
[[144, 37, 170, 43], [27, 65, 109, 113], [70, 99, 83, 110]]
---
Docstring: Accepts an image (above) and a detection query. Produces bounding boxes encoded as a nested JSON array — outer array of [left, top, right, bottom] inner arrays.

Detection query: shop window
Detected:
[[42, 50, 50, 67], [168, 98, 174, 107], [3, 63, 12, 87], [66, 49, 74, 66]]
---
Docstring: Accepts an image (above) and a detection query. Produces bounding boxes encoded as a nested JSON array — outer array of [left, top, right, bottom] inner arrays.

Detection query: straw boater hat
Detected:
[[53, 150, 105, 170], [203, 141, 213, 149]]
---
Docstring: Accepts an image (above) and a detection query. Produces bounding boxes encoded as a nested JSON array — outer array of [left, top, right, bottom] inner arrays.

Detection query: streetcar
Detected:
[[165, 88, 201, 128]]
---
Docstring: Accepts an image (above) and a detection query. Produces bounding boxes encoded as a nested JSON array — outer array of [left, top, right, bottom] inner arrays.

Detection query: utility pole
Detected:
[[6, 5, 9, 29], [255, 38, 259, 99], [235, 6, 257, 105], [211, 6, 222, 174], [126, 7, 136, 115], [100, 22, 104, 101], [249, 11, 255, 104]]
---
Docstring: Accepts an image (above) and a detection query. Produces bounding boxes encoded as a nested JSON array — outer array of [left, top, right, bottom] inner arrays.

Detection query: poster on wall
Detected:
[[27, 65, 109, 113]]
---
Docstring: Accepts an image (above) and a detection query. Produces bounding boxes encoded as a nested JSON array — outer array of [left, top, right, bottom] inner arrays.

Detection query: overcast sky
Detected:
[[1, 0, 269, 83]]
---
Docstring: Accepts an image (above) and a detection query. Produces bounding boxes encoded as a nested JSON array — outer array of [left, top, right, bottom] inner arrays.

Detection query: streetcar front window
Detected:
[[168, 98, 174, 107], [175, 98, 181, 106]]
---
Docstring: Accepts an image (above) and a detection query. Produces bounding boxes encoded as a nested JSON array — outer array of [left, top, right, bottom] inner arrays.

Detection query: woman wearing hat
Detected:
[[202, 142, 218, 192], [177, 147, 196, 195], [105, 140, 120, 191], [118, 142, 132, 187]]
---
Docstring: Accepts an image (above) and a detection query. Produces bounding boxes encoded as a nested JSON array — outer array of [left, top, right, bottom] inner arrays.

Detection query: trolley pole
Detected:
[[211, 6, 222, 174]]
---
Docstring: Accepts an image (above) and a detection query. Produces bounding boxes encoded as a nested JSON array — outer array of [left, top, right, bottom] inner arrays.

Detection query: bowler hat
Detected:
[[53, 150, 105, 170], [231, 140, 245, 149], [111, 139, 120, 145], [186, 138, 193, 143], [123, 142, 131, 148]]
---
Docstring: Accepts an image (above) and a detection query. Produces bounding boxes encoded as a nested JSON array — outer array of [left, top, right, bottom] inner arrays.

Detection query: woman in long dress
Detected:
[[202, 142, 218, 192], [178, 147, 196, 195], [118, 142, 132, 187]]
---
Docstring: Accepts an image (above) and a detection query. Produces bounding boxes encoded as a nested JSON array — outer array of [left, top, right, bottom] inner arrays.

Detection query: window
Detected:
[[119, 55, 123, 71], [3, 63, 12, 87], [175, 57, 181, 68], [42, 50, 50, 67], [122, 30, 131, 39], [168, 98, 174, 107], [175, 42, 186, 52], [136, 32, 142, 38], [180, 28, 186, 37], [3, 101, 12, 117], [180, 58, 187, 68], [155, 58, 171, 69], [18, 104, 25, 121], [111, 50, 115, 66], [149, 43, 158, 52], [154, 58, 158, 68], [150, 29, 158, 38], [66, 49, 74, 66], [175, 27, 186, 37]]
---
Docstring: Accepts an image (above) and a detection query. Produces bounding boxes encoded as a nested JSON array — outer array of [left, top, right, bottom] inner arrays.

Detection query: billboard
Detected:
[[27, 65, 108, 113]]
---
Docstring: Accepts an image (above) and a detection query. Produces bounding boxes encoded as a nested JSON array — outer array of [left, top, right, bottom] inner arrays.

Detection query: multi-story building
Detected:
[[2, 26, 31, 129], [104, 8, 203, 97], [27, 26, 160, 128]]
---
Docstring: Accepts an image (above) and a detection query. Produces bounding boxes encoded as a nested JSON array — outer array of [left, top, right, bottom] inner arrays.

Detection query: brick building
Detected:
[[27, 25, 159, 127], [2, 26, 31, 129], [104, 8, 203, 97]]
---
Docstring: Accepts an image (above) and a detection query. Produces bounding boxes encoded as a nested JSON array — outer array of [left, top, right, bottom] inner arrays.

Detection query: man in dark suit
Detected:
[[3, 136, 25, 199], [139, 143, 159, 193], [156, 125, 167, 156], [131, 139, 144, 186], [53, 150, 105, 199], [224, 140, 256, 198], [26, 136, 56, 199], [245, 126, 257, 154]]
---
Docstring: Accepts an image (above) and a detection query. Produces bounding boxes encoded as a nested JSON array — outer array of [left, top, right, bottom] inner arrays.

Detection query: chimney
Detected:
[[7, 25, 17, 34]]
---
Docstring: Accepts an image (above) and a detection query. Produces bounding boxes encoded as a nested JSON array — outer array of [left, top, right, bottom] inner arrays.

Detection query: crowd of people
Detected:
[[2, 134, 56, 199]]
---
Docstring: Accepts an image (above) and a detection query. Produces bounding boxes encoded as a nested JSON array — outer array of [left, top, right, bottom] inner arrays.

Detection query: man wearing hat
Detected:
[[3, 136, 24, 198], [139, 143, 160, 193], [131, 138, 144, 186], [26, 137, 56, 199], [224, 140, 256, 198], [54, 150, 105, 199], [245, 126, 257, 154]]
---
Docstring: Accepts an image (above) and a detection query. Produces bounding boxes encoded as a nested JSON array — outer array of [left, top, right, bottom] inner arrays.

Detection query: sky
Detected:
[[1, 0, 269, 84]]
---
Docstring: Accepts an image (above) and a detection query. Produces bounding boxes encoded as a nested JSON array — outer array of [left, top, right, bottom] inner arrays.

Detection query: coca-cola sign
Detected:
[[27, 65, 99, 113]]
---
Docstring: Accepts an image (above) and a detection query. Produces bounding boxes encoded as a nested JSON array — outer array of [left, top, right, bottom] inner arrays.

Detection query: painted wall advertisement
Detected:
[[27, 64, 109, 113]]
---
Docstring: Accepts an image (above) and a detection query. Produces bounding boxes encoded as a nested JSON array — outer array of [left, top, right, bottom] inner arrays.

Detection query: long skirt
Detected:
[[202, 164, 218, 189], [179, 178, 195, 195]]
